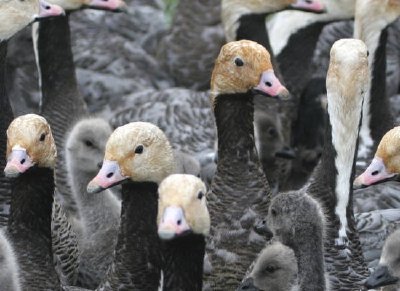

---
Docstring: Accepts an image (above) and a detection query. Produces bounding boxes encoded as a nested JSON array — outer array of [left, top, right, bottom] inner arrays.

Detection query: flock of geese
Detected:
[[3, 0, 400, 290]]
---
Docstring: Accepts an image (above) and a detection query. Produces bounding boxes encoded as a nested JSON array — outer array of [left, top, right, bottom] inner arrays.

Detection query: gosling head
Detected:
[[66, 118, 112, 174], [354, 126, 400, 188], [4, 114, 57, 178], [237, 241, 298, 291], [87, 122, 174, 194], [157, 174, 210, 240], [364, 229, 400, 289], [210, 40, 289, 105]]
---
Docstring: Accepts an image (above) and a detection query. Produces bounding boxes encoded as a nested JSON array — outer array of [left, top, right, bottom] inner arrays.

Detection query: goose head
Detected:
[[4, 114, 57, 178], [65, 118, 112, 174], [46, 0, 126, 12], [210, 40, 289, 105], [354, 126, 400, 188], [236, 241, 298, 291], [0, 0, 64, 41], [157, 174, 210, 240], [365, 229, 400, 290], [222, 0, 325, 42], [87, 122, 174, 193]]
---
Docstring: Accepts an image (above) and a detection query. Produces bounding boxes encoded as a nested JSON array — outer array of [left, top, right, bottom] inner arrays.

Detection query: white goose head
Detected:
[[87, 122, 175, 193], [157, 174, 210, 240]]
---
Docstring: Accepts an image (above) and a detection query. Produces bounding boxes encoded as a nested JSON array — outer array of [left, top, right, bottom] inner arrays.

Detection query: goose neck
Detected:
[[8, 167, 54, 238], [162, 234, 205, 291], [111, 181, 162, 289]]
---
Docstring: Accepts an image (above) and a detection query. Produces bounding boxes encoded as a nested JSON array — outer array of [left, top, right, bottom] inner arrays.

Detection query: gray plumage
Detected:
[[0, 229, 21, 291], [365, 229, 400, 290], [64, 118, 120, 288], [238, 241, 299, 291], [267, 191, 326, 291]]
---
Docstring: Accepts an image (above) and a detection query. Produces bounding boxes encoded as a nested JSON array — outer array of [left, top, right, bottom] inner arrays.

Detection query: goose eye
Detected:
[[135, 145, 144, 154], [197, 191, 204, 200], [84, 140, 93, 147], [39, 133, 46, 142], [268, 127, 277, 137], [264, 266, 278, 273], [270, 209, 277, 217], [234, 58, 244, 67]]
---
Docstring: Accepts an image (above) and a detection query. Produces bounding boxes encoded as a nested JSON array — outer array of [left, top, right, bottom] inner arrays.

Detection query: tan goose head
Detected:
[[222, 0, 325, 42], [87, 122, 175, 193], [4, 114, 57, 178], [0, 0, 64, 41], [354, 126, 400, 188], [210, 39, 289, 105], [157, 174, 210, 240]]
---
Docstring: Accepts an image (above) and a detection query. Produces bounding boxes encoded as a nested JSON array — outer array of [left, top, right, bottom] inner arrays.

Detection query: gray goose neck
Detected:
[[101, 181, 161, 290], [7, 166, 60, 290], [0, 41, 13, 227], [162, 234, 205, 291], [206, 93, 270, 290], [213, 93, 270, 210], [36, 15, 88, 215]]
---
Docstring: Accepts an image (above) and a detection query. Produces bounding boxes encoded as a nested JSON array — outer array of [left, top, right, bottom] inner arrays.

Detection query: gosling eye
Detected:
[[39, 133, 46, 142], [135, 145, 144, 154], [234, 57, 244, 67], [84, 140, 94, 147], [264, 266, 278, 273], [197, 191, 204, 200]]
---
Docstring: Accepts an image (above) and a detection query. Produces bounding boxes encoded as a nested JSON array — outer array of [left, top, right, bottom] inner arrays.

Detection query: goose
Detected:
[[203, 40, 288, 290], [221, 0, 325, 192], [3, 114, 65, 289], [34, 0, 127, 220], [64, 117, 121, 288], [0, 229, 21, 291], [237, 241, 298, 291], [157, 174, 210, 291], [87, 122, 176, 290], [364, 229, 400, 290], [0, 0, 64, 228], [350, 0, 400, 213], [305, 39, 370, 288]]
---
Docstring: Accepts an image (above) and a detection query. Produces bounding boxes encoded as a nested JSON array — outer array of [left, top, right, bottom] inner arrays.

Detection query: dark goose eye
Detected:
[[135, 145, 144, 154], [84, 140, 94, 147], [197, 191, 204, 200], [39, 133, 46, 142], [234, 58, 244, 67]]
